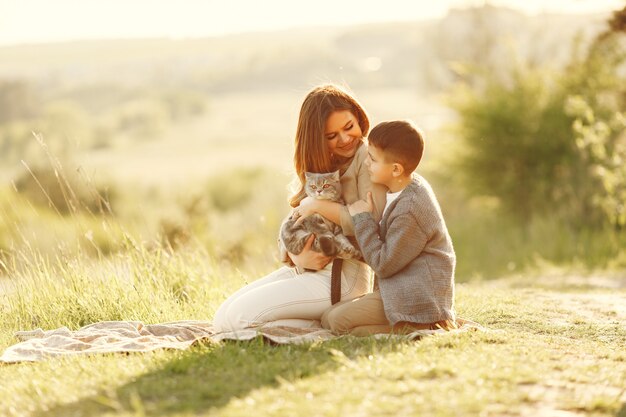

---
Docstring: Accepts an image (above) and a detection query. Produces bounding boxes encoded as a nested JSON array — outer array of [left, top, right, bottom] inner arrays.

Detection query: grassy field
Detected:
[[1, 12, 625, 415], [1, 90, 624, 417], [0, 244, 624, 417]]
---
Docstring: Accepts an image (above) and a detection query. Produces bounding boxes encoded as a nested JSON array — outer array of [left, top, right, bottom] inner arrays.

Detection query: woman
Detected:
[[212, 84, 387, 332]]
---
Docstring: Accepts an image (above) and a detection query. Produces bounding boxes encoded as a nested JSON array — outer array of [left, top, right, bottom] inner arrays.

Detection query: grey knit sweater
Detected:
[[352, 175, 456, 325]]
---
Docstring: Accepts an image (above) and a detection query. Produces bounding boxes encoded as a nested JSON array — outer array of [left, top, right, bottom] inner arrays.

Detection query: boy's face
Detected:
[[366, 145, 396, 188]]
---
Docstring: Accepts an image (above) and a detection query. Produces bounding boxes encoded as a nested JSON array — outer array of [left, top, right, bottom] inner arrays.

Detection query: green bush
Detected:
[[204, 168, 268, 212], [442, 9, 626, 275], [13, 164, 117, 216], [155, 168, 289, 268], [162, 90, 207, 121], [448, 19, 625, 228], [115, 98, 170, 139], [0, 80, 40, 123], [0, 100, 97, 164]]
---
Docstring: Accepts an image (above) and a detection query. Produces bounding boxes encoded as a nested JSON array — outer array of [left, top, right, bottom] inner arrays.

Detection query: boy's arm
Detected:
[[352, 211, 428, 279]]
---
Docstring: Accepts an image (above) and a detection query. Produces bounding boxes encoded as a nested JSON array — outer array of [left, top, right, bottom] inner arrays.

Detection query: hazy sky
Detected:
[[0, 0, 622, 46]]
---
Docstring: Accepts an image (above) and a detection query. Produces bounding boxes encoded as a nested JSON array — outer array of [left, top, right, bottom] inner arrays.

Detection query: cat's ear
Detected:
[[331, 170, 341, 181], [304, 172, 314, 180]]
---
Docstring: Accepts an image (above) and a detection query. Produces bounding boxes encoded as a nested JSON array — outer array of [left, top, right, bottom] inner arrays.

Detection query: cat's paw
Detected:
[[338, 246, 362, 260], [318, 235, 337, 256]]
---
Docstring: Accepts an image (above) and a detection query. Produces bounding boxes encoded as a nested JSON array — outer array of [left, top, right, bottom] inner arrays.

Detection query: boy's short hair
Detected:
[[367, 120, 424, 174]]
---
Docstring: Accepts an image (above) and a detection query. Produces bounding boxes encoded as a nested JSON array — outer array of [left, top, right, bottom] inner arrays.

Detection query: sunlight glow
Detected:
[[0, 0, 622, 46]]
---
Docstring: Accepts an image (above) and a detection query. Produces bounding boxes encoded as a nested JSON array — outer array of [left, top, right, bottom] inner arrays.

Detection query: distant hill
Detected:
[[0, 6, 610, 97]]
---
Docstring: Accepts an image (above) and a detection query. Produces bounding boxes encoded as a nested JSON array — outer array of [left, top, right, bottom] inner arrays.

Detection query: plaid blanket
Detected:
[[0, 319, 483, 363]]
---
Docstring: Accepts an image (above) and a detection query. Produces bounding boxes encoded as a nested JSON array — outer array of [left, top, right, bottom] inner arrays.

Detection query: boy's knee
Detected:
[[320, 307, 332, 329], [322, 307, 353, 334]]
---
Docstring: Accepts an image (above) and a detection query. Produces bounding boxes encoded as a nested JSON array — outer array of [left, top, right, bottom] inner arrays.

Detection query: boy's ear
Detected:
[[392, 163, 405, 178]]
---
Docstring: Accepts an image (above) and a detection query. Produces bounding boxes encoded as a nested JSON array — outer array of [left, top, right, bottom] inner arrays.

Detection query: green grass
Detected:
[[1, 115, 625, 416], [0, 246, 624, 417]]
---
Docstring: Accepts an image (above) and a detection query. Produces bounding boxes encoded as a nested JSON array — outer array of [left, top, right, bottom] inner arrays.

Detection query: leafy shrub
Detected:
[[162, 91, 207, 121], [13, 164, 117, 216], [205, 168, 267, 212], [566, 96, 626, 228], [115, 98, 170, 139], [0, 80, 40, 123], [449, 15, 625, 228], [153, 168, 288, 268]]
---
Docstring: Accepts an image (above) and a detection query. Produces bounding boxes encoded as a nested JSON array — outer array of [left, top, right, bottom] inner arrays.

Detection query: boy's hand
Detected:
[[348, 192, 374, 216]]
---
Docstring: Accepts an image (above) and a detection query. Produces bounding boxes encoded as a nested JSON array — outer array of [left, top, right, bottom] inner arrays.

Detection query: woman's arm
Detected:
[[295, 198, 342, 225]]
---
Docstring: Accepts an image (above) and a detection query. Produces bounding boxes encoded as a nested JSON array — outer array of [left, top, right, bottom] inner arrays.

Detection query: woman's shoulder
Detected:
[[349, 141, 369, 169], [354, 141, 368, 161]]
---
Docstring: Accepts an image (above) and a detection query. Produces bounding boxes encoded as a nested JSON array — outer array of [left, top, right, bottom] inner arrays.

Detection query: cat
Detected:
[[279, 171, 361, 263]]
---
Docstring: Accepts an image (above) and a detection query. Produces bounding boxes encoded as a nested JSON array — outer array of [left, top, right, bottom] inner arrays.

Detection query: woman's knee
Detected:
[[212, 298, 251, 332], [212, 306, 232, 332]]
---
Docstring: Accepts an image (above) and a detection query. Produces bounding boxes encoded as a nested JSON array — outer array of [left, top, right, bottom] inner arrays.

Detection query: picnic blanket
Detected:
[[0, 319, 483, 363]]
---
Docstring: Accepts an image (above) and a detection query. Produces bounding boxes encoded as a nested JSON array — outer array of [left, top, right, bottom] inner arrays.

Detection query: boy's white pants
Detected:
[[212, 259, 371, 332]]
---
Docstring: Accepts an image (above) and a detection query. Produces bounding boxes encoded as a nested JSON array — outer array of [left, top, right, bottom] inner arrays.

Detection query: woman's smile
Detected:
[[338, 138, 357, 152], [325, 110, 363, 159]]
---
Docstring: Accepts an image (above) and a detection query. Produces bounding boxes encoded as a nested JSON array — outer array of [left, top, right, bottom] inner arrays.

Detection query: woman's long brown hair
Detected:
[[289, 84, 370, 207]]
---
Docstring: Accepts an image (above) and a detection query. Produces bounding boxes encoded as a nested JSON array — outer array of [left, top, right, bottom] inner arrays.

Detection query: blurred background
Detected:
[[0, 0, 624, 281]]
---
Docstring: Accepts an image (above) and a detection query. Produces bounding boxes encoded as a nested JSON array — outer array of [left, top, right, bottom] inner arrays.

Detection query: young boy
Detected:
[[321, 120, 456, 335]]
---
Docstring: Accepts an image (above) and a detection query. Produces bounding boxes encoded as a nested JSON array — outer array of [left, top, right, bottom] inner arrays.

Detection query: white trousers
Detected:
[[212, 259, 371, 332]]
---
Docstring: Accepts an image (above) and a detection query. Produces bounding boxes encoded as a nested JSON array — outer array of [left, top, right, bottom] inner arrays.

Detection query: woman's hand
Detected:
[[287, 234, 331, 271], [293, 197, 318, 226]]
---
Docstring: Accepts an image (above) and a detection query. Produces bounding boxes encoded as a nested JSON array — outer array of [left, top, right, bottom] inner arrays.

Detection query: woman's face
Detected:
[[324, 110, 362, 159]]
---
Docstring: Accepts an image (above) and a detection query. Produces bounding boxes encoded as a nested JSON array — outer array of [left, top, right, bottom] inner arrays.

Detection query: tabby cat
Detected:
[[279, 171, 361, 263]]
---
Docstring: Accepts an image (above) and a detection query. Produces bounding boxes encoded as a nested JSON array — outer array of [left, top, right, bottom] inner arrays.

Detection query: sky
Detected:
[[0, 0, 623, 46]]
